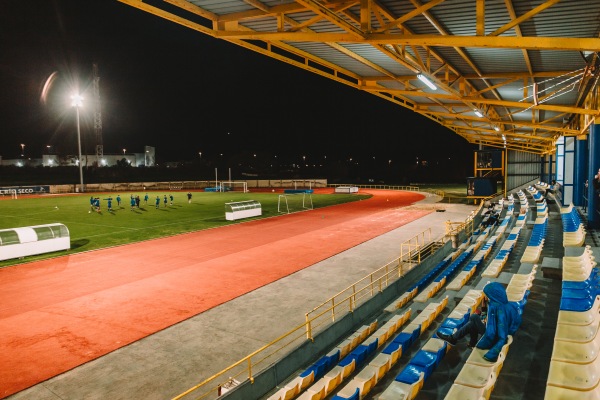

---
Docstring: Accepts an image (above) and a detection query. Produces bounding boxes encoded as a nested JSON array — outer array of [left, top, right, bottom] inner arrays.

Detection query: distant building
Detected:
[[1, 146, 156, 167]]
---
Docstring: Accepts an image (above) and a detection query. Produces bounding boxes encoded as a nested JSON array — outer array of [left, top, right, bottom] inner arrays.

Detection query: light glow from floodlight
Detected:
[[474, 110, 483, 118], [71, 94, 83, 108], [417, 74, 437, 90], [494, 126, 500, 131]]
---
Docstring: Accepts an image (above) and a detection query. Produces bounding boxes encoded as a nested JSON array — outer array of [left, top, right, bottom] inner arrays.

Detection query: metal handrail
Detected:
[[173, 228, 440, 400], [172, 187, 480, 400]]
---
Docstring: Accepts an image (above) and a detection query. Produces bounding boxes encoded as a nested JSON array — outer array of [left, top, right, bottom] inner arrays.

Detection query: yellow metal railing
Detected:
[[400, 228, 432, 266], [172, 228, 439, 400], [422, 188, 445, 198], [328, 184, 421, 191]]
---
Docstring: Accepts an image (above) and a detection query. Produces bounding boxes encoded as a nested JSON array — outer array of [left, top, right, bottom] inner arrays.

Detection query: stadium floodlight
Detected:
[[474, 110, 484, 118], [417, 74, 437, 90], [71, 93, 84, 193], [494, 126, 500, 131]]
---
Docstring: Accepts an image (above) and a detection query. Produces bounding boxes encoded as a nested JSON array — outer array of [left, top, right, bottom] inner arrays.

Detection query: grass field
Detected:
[[0, 190, 370, 267]]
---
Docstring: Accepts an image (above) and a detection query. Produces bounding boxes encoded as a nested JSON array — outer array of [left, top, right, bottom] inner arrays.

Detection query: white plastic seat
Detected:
[[368, 353, 391, 382], [288, 371, 315, 393], [544, 383, 600, 399], [297, 386, 325, 400], [546, 355, 600, 391], [377, 373, 424, 400], [303, 379, 326, 400], [386, 342, 402, 366], [466, 336, 512, 368], [455, 363, 499, 388], [563, 268, 595, 282], [268, 382, 299, 400], [557, 298, 600, 326], [336, 376, 372, 399], [554, 320, 599, 343], [371, 327, 389, 347], [340, 358, 356, 379], [412, 315, 431, 331], [443, 378, 496, 400], [551, 339, 600, 364], [318, 367, 342, 396], [336, 338, 353, 358]]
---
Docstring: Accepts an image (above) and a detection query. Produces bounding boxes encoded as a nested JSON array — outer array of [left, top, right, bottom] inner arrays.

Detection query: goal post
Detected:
[[221, 181, 248, 193], [277, 193, 314, 214], [2, 189, 18, 199]]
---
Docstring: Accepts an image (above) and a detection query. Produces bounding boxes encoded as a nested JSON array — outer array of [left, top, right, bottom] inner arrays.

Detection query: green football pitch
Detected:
[[0, 191, 370, 267]]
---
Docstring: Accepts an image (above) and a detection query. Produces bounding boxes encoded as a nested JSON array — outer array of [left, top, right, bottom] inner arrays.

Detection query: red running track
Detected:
[[0, 189, 429, 398]]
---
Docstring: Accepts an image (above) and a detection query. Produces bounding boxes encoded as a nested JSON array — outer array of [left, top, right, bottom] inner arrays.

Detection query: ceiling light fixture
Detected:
[[474, 110, 483, 118], [417, 74, 437, 90]]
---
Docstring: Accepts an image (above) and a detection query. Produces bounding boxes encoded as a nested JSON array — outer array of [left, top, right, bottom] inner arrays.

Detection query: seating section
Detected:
[[445, 336, 513, 400], [482, 226, 521, 278], [506, 266, 537, 303], [527, 185, 545, 203], [414, 251, 473, 303], [560, 204, 586, 247], [330, 299, 447, 400], [520, 215, 547, 264], [378, 337, 448, 400], [443, 281, 532, 400], [294, 310, 411, 400], [546, 247, 600, 399], [375, 299, 450, 400], [270, 184, 568, 400]]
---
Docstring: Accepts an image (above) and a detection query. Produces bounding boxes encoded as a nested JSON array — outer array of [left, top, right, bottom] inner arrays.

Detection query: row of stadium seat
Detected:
[[374, 298, 450, 399], [527, 185, 545, 203], [482, 227, 522, 278], [269, 320, 377, 400], [414, 252, 473, 303], [520, 215, 548, 264], [294, 311, 412, 400], [546, 246, 600, 399], [444, 269, 533, 400], [560, 204, 587, 247], [273, 189, 524, 400], [329, 222, 500, 400]]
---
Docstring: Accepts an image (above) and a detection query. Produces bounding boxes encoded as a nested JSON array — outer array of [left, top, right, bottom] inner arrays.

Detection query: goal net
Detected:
[[1, 189, 17, 199], [278, 193, 314, 214], [221, 181, 248, 193]]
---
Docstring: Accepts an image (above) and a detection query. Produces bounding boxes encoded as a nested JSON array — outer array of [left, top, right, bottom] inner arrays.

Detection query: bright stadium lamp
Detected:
[[71, 93, 84, 193], [417, 74, 437, 90], [474, 110, 484, 118]]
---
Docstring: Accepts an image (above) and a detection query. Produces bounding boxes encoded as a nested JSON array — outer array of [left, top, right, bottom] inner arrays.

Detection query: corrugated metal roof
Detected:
[[120, 0, 600, 155]]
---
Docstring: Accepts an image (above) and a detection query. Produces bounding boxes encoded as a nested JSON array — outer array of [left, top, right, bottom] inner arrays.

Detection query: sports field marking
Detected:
[[0, 208, 61, 218]]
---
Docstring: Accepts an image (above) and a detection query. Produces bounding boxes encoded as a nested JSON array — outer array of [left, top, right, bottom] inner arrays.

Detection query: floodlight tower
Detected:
[[92, 63, 103, 166]]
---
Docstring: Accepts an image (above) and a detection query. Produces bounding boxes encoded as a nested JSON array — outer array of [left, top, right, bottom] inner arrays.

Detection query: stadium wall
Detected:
[[40, 179, 328, 194]]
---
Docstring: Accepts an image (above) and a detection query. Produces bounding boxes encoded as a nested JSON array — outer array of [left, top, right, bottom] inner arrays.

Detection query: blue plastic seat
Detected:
[[395, 363, 427, 384], [332, 387, 360, 400], [342, 345, 369, 368], [561, 287, 594, 300], [393, 327, 420, 350], [382, 341, 403, 356], [560, 296, 596, 312], [303, 356, 329, 381]]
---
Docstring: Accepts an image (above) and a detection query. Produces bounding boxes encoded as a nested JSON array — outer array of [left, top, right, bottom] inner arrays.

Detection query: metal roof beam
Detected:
[[213, 31, 600, 52], [490, 0, 561, 37]]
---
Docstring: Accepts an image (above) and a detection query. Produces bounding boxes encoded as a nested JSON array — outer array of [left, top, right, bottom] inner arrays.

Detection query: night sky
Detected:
[[0, 0, 474, 168]]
